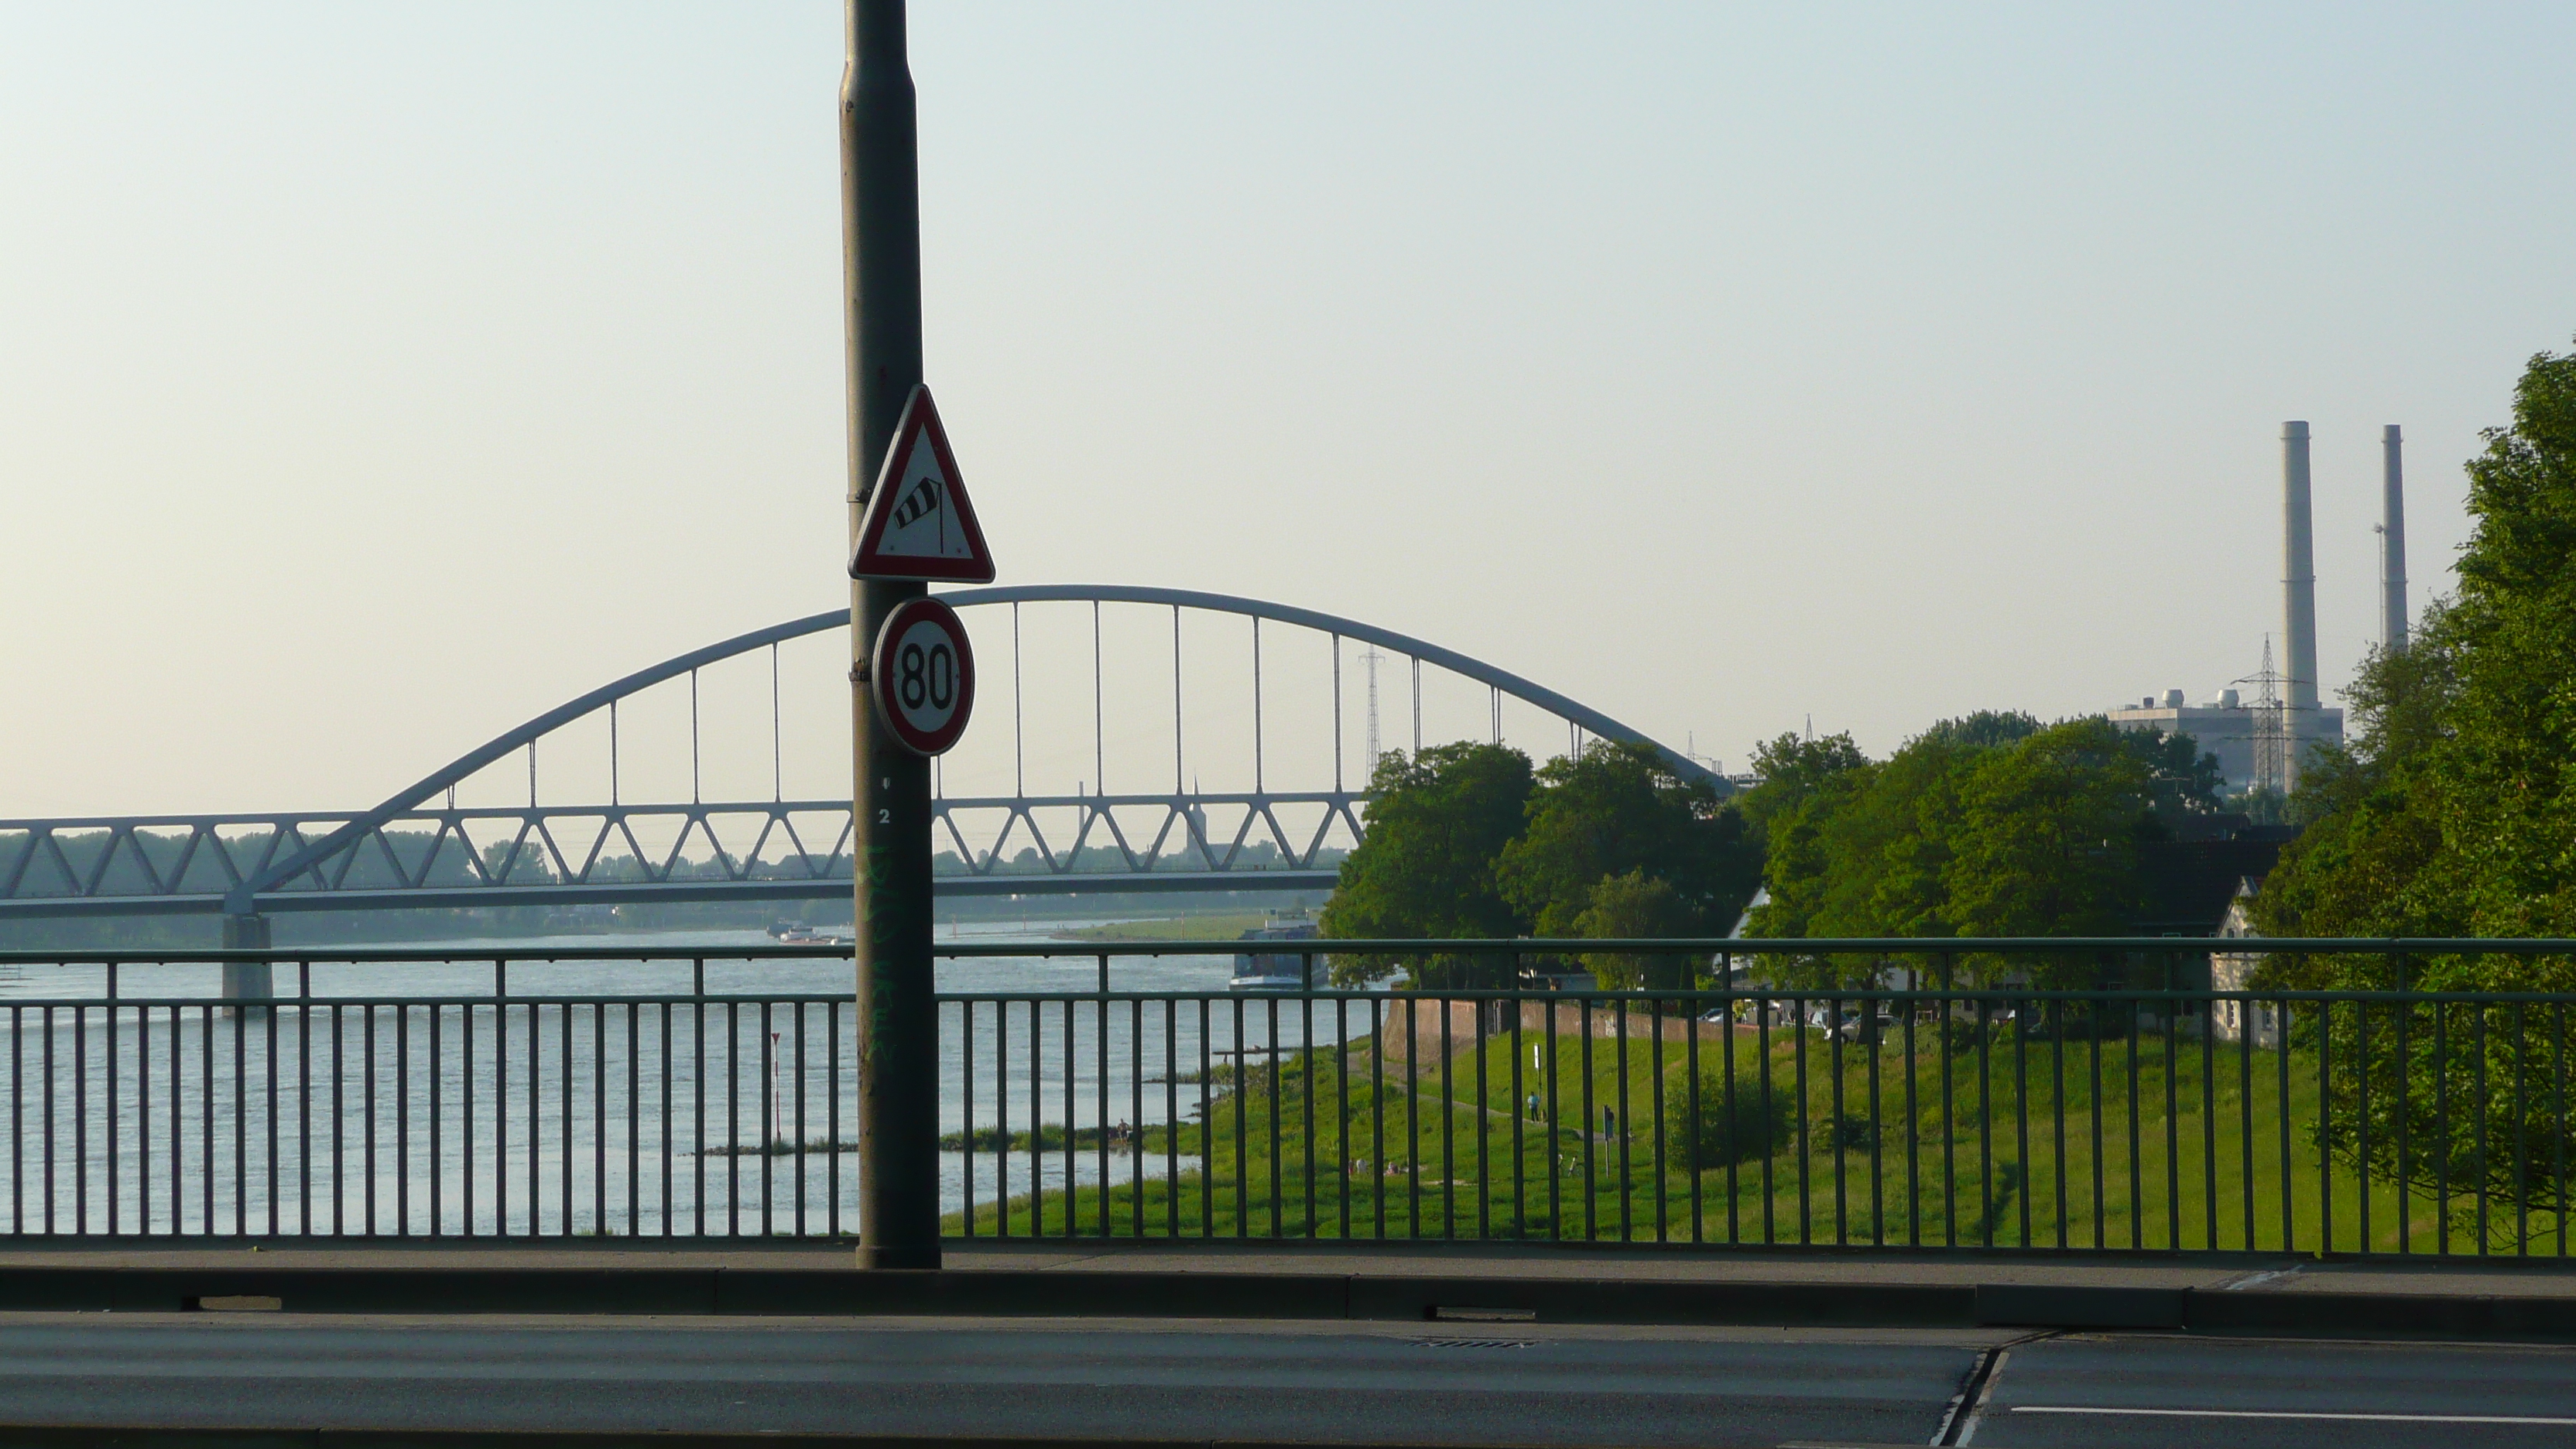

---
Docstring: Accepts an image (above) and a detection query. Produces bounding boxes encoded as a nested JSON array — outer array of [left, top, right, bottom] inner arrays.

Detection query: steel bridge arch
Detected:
[[213, 585, 1714, 914]]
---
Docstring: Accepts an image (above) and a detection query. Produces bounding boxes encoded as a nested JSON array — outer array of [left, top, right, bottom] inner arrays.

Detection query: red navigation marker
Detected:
[[870, 596, 976, 756], [848, 385, 996, 583]]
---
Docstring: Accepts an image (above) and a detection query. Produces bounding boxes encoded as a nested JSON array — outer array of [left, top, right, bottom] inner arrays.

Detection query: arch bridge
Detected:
[[0, 586, 1722, 922]]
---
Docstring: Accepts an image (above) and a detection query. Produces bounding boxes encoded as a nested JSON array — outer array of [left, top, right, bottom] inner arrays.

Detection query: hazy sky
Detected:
[[5, 2, 2573, 820]]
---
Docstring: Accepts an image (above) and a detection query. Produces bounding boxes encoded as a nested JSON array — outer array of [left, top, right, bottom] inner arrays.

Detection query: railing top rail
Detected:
[[2, 934, 2573, 968]]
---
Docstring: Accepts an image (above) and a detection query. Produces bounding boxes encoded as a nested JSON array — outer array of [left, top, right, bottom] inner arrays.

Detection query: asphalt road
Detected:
[[0, 1314, 2571, 1447], [0, 1314, 1989, 1446]]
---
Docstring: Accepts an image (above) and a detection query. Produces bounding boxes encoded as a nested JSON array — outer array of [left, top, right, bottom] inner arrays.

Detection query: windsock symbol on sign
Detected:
[[848, 385, 996, 584]]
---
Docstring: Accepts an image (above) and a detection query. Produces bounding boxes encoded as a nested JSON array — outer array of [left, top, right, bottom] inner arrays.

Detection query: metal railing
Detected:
[[3, 938, 2571, 1255]]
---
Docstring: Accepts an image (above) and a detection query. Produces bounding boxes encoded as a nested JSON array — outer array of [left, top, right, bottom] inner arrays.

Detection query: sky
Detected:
[[5, 2, 2574, 821]]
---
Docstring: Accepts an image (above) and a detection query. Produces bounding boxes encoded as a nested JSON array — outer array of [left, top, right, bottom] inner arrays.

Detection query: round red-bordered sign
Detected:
[[871, 597, 976, 755]]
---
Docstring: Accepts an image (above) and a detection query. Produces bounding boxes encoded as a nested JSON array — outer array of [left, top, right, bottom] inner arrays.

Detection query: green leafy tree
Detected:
[[1574, 868, 1697, 991], [1494, 740, 1762, 944], [1320, 742, 1534, 987], [1941, 717, 2152, 981], [2252, 341, 2576, 1224]]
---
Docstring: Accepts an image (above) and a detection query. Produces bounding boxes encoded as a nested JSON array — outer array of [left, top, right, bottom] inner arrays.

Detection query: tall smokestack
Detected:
[[2282, 421, 2320, 716], [2382, 424, 2408, 653]]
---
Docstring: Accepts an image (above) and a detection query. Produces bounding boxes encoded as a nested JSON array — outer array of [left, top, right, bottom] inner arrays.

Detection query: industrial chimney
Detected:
[[2281, 422, 2321, 718], [2277, 421, 2321, 795], [2382, 424, 2408, 653]]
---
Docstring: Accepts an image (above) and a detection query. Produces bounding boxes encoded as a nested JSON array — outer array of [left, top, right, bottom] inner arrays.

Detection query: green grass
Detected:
[[952, 1009, 2574, 1254]]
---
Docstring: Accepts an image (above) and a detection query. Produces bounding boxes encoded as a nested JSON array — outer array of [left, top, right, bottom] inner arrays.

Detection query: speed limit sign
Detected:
[[870, 597, 976, 755]]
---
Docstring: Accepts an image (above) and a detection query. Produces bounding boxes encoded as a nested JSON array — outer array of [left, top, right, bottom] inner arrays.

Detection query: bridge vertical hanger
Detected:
[[842, 0, 938, 1272]]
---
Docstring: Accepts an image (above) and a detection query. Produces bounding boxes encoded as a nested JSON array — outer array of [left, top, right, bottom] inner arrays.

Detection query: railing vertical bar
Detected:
[[2554, 1001, 2567, 1259], [1829, 991, 1845, 1247], [464, 992, 477, 1236], [756, 1001, 772, 1240], [297, 966, 310, 1236], [1097, 961, 1111, 1238], [1372, 995, 1386, 1241], [1793, 994, 1810, 1246], [1232, 995, 1249, 1240], [363, 1005, 377, 1237], [393, 1002, 409, 1238], [137, 1002, 151, 1235], [663, 998, 676, 1238], [320, 1003, 337, 1238], [2514, 1002, 2530, 1255], [1579, 995, 1596, 1243], [1401, 985, 1422, 1237], [2473, 1000, 2489, 1255], [2088, 992, 2105, 1250], [1066, 999, 1080, 1237], [2246, 1000, 2266, 1248], [1937, 986, 1954, 1249], [1269, 995, 1285, 1239], [1404, 993, 1421, 1240], [2320, 997, 2335, 1254], [693, 964, 706, 1236], [1686, 988, 1702, 1245], [960, 999, 975, 1238], [1334, 995, 1350, 1240], [1756, 995, 1772, 1245], [1613, 997, 1630, 1243], [2281, 994, 2297, 1253], [1975, 997, 1992, 1249], [1903, 991, 1918, 1248], [562, 997, 575, 1238], [1868, 988, 1882, 1248], [2164, 995, 2180, 1252], [2355, 1000, 2372, 1254], [1132, 995, 1148, 1239], [2395, 991, 2410, 1255], [2049, 997, 2065, 1249], [1030, 1000, 1044, 1236], [988, 998, 1005, 1238], [724, 997, 739, 1238], [107, 995, 119, 1236], [2012, 994, 2030, 1249], [531, 996, 546, 1236], [74, 1003, 87, 1235], [9, 1005, 21, 1236], [1440, 992, 1455, 1240], [428, 1000, 440, 1237], [1547, 995, 1562, 1242], [1650, 998, 1666, 1245], [2205, 994, 2228, 1252], [495, 978, 508, 1237], [1300, 991, 1316, 1241], [2126, 989, 2142, 1251], [630, 1002, 643, 1239], [1200, 996, 1213, 1238]]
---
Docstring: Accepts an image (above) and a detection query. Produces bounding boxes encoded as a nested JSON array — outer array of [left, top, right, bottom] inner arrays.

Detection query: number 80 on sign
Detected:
[[869, 597, 976, 755]]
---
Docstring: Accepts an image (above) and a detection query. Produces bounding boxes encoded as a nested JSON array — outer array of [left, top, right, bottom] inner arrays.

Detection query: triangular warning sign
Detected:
[[848, 385, 996, 583]]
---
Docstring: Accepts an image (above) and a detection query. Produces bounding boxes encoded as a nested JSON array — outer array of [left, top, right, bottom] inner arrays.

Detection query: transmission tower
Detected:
[[2235, 636, 2290, 800]]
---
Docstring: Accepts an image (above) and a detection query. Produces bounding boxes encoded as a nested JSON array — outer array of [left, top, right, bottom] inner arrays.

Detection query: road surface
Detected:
[[0, 1313, 2569, 1446]]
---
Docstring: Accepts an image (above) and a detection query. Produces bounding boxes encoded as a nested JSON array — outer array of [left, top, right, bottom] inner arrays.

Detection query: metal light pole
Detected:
[[843, 0, 939, 1270]]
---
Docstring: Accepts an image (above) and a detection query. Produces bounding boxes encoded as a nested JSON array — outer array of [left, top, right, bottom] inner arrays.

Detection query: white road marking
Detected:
[[2014, 1406, 2576, 1425]]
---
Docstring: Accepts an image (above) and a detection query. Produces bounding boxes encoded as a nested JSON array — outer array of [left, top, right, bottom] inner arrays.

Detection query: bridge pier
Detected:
[[221, 912, 272, 1011]]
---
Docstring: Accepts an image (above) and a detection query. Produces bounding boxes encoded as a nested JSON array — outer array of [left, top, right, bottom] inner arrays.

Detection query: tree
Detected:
[[1574, 868, 1697, 991], [1941, 718, 2152, 980], [1494, 741, 1762, 945], [1320, 742, 1534, 987], [2249, 341, 2576, 1225]]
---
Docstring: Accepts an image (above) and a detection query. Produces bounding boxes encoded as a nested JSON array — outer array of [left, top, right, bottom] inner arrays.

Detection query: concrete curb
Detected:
[[1, 1265, 2570, 1344]]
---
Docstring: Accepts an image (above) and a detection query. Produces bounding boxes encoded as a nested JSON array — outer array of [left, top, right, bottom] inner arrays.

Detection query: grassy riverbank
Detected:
[[952, 1012, 2567, 1254]]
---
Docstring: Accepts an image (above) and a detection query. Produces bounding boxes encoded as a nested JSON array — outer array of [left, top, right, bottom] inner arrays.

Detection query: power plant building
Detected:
[[2107, 689, 2341, 794]]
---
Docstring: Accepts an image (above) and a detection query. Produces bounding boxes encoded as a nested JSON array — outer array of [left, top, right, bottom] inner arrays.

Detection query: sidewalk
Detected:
[[3, 1236, 2574, 1341]]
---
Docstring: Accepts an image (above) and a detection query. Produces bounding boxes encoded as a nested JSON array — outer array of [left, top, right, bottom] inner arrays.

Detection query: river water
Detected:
[[0, 922, 1366, 1238]]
